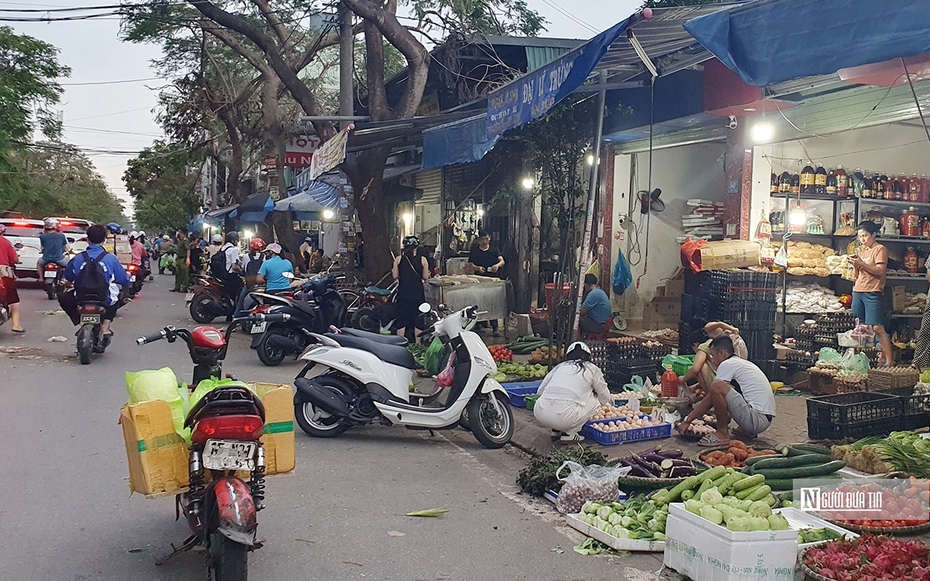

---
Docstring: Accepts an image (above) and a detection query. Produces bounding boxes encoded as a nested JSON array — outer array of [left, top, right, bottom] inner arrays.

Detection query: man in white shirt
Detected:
[[676, 335, 776, 446], [219, 232, 243, 307]]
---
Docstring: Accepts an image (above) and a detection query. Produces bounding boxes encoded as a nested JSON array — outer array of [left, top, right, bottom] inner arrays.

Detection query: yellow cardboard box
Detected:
[[120, 383, 295, 496]]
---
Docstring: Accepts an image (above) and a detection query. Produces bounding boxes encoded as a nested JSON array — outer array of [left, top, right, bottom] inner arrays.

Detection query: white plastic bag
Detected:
[[554, 461, 631, 514]]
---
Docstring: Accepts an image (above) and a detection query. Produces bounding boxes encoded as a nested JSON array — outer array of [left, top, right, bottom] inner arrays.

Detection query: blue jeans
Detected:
[[852, 291, 884, 326]]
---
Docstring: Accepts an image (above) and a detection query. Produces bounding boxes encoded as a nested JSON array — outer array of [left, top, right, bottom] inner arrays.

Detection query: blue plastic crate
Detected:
[[580, 417, 672, 446], [502, 381, 542, 407]]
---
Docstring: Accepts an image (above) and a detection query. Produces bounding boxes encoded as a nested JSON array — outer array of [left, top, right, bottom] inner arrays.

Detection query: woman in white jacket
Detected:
[[533, 342, 611, 442]]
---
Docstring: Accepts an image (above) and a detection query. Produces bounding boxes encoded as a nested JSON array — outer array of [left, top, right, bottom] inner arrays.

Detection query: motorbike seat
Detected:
[[364, 286, 392, 297], [323, 333, 417, 369], [339, 328, 408, 346], [185, 385, 266, 428]]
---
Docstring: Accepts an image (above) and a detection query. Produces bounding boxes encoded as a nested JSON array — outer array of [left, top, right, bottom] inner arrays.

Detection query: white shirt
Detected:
[[715, 357, 776, 416], [536, 361, 610, 407], [222, 243, 239, 272]]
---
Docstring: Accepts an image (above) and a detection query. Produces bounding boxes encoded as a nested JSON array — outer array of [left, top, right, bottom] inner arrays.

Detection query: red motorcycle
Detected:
[[136, 312, 288, 581]]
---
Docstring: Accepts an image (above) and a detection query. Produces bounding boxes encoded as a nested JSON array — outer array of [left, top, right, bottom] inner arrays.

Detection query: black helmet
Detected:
[[402, 235, 420, 249], [225, 231, 240, 243]]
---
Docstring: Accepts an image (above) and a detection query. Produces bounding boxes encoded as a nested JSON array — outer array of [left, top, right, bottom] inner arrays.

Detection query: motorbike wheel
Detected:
[[210, 532, 248, 581], [467, 392, 514, 449], [76, 325, 94, 365], [294, 376, 353, 438], [190, 293, 216, 323], [45, 285, 55, 300], [256, 327, 289, 367], [351, 306, 379, 333]]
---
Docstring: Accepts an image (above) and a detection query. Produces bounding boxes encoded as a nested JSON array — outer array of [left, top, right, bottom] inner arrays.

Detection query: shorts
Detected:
[[851, 291, 884, 327], [724, 388, 772, 435], [1, 277, 19, 304]]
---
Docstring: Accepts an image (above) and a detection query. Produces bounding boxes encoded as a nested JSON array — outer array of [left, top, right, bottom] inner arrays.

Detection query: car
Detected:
[[48, 217, 93, 254], [0, 218, 44, 279]]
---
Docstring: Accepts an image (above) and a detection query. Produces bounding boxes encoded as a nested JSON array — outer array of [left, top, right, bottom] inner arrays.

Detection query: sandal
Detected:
[[732, 427, 757, 439], [11, 328, 25, 334], [698, 434, 729, 447]]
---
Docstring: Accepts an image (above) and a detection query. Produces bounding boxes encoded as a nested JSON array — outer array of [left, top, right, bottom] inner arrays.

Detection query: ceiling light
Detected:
[[750, 120, 775, 144]]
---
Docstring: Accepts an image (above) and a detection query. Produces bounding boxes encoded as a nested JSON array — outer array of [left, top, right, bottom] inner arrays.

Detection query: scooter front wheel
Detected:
[[210, 532, 248, 581], [467, 392, 514, 449], [189, 293, 216, 323]]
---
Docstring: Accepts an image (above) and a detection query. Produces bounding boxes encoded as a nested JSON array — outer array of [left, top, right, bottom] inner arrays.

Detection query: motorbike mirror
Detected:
[[418, 302, 431, 314]]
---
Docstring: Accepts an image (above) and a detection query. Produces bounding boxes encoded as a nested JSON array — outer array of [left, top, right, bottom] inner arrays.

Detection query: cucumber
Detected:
[[747, 485, 772, 502], [716, 472, 747, 496], [746, 452, 784, 466], [695, 465, 728, 484], [681, 489, 695, 501], [787, 443, 832, 456], [750, 454, 832, 470], [696, 477, 715, 499], [752, 460, 846, 481], [766, 474, 842, 492], [731, 474, 764, 492], [736, 482, 765, 500], [663, 475, 700, 504], [763, 494, 777, 507]]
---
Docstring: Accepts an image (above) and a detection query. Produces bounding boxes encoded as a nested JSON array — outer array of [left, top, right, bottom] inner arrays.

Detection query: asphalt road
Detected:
[[0, 275, 665, 581]]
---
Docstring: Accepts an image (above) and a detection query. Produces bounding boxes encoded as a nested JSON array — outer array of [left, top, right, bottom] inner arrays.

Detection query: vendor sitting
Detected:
[[533, 341, 611, 443], [676, 335, 776, 446], [579, 273, 611, 335], [679, 320, 749, 397]]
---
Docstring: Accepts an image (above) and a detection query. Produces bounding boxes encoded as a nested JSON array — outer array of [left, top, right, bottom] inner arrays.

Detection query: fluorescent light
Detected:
[[750, 120, 775, 144], [322, 209, 335, 220], [521, 177, 535, 190]]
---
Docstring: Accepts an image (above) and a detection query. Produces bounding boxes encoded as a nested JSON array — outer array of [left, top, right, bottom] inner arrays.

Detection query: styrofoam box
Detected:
[[773, 507, 858, 552], [565, 513, 665, 553], [664, 503, 797, 581]]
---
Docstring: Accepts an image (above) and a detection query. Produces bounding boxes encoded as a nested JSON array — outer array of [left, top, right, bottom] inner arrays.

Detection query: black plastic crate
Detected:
[[807, 417, 899, 440], [806, 391, 901, 425], [874, 387, 930, 426]]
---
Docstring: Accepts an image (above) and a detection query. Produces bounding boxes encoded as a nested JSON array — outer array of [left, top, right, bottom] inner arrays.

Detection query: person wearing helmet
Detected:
[[392, 235, 429, 343], [533, 342, 611, 442], [235, 237, 267, 317], [106, 222, 122, 235], [205, 232, 224, 262], [38, 217, 71, 281], [0, 223, 25, 333], [156, 234, 173, 274], [213, 231, 242, 303], [257, 242, 295, 293]]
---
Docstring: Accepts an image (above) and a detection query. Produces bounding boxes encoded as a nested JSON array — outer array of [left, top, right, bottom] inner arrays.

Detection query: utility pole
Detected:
[[338, 3, 353, 124]]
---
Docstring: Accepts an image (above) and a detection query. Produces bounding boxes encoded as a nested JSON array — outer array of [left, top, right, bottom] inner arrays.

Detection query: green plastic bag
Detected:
[[423, 337, 446, 376], [126, 367, 189, 441], [189, 377, 254, 411]]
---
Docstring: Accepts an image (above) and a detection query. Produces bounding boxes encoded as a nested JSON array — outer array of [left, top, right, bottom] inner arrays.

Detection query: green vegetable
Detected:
[[680, 489, 695, 501], [748, 500, 772, 518], [696, 477, 715, 500], [582, 501, 602, 514], [751, 460, 845, 480], [749, 516, 770, 531], [700, 505, 724, 525], [716, 472, 748, 495], [696, 465, 727, 483], [797, 527, 843, 543], [735, 482, 764, 500], [716, 504, 748, 523], [746, 452, 784, 466], [516, 446, 607, 497], [763, 494, 777, 507], [731, 474, 765, 492], [700, 487, 723, 505], [663, 475, 700, 505], [787, 443, 832, 456], [726, 515, 752, 532], [751, 454, 833, 470], [746, 485, 772, 502], [684, 499, 703, 515], [597, 506, 613, 520]]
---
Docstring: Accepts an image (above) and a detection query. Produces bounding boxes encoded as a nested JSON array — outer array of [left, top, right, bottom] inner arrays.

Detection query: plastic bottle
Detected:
[[894, 175, 906, 201], [815, 163, 828, 195], [826, 169, 837, 195], [661, 365, 678, 398], [910, 173, 921, 202], [901, 207, 921, 237], [921, 174, 930, 203], [922, 217, 930, 238], [905, 247, 919, 273], [779, 171, 792, 193], [770, 173, 779, 194], [800, 163, 815, 195], [836, 165, 848, 197], [791, 173, 801, 195]]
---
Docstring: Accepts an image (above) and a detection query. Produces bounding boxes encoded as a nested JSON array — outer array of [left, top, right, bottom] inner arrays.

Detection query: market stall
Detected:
[[424, 275, 509, 323]]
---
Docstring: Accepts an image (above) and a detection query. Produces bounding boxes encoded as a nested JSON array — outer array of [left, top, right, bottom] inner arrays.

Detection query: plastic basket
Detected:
[[663, 355, 695, 378], [579, 418, 672, 445], [806, 391, 901, 425], [502, 382, 541, 407], [807, 417, 899, 440], [525, 395, 539, 411], [874, 387, 930, 429]]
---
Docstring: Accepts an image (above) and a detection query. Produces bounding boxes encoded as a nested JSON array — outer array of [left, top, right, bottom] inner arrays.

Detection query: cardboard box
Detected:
[[120, 383, 295, 497], [664, 268, 685, 298], [664, 503, 797, 581], [892, 286, 906, 312], [643, 297, 681, 330], [695, 241, 760, 271]]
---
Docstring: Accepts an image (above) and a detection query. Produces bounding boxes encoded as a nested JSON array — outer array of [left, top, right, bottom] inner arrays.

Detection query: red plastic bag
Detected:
[[436, 352, 457, 388], [680, 237, 708, 273]]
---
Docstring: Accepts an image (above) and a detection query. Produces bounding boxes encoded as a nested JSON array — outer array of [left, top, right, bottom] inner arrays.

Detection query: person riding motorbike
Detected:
[[257, 243, 295, 293], [129, 231, 149, 280], [156, 234, 173, 274], [0, 224, 25, 333], [38, 218, 71, 281], [212, 231, 243, 303], [235, 237, 266, 317], [59, 224, 130, 339]]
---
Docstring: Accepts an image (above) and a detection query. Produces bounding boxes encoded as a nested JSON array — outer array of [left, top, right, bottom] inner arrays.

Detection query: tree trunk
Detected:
[[343, 145, 393, 282], [220, 113, 243, 204]]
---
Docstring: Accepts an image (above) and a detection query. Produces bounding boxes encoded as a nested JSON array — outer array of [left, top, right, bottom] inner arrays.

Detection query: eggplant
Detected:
[[660, 459, 675, 471], [618, 458, 637, 468], [669, 459, 693, 468], [668, 466, 697, 478], [629, 455, 661, 476], [656, 449, 683, 459], [642, 453, 668, 464], [629, 465, 653, 478]]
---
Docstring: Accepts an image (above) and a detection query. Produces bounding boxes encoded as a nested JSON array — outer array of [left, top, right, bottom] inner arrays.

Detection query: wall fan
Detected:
[[638, 188, 664, 214]]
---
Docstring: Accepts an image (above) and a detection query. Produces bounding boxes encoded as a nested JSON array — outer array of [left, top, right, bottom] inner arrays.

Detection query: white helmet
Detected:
[[566, 341, 592, 356], [43, 217, 59, 230], [162, 234, 170, 240], [129, 231, 139, 238]]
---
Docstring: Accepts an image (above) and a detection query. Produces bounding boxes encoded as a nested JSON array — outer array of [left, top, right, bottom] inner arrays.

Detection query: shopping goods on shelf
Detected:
[[781, 282, 845, 314], [682, 199, 724, 241], [772, 241, 836, 277]]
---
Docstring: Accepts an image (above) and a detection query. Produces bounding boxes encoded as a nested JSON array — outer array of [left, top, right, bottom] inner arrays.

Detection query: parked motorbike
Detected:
[[349, 281, 397, 333], [75, 301, 109, 364], [136, 312, 288, 581], [188, 274, 238, 323], [292, 303, 514, 449], [125, 263, 144, 297], [42, 262, 64, 300], [249, 274, 348, 366]]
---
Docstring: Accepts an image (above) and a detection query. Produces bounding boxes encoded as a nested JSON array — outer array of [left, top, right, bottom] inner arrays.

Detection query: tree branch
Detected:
[[250, 0, 291, 49], [201, 20, 273, 77], [341, 0, 428, 119], [363, 21, 388, 119]]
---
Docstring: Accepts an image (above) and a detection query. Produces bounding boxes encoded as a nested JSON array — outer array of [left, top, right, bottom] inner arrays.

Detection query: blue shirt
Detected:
[[582, 287, 611, 325], [40, 232, 68, 262], [258, 256, 294, 291], [64, 244, 131, 306]]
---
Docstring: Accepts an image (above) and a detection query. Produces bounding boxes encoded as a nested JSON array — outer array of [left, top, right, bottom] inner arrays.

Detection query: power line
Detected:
[[0, 3, 128, 12], [537, 0, 598, 33], [65, 106, 155, 122], [58, 76, 162, 86]]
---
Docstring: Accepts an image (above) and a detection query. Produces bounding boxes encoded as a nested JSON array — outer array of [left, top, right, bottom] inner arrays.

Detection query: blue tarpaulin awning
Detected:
[[422, 115, 500, 169], [684, 0, 930, 87]]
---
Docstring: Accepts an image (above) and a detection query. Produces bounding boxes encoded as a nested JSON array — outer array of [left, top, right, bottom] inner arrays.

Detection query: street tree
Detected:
[[123, 141, 205, 234]]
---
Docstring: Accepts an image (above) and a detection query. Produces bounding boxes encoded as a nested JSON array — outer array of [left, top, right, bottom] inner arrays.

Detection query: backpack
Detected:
[[210, 245, 229, 278], [75, 251, 109, 302]]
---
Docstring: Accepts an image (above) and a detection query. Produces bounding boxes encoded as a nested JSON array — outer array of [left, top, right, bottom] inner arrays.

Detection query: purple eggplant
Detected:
[[642, 453, 669, 465], [656, 449, 683, 459], [629, 465, 653, 478], [668, 466, 697, 478]]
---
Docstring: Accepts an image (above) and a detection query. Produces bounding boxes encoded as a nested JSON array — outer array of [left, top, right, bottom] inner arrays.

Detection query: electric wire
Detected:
[[58, 76, 162, 86]]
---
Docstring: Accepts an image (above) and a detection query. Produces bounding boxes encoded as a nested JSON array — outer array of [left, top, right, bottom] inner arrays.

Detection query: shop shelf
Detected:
[[890, 313, 923, 318], [806, 391, 901, 426], [580, 417, 672, 445], [876, 236, 930, 244], [859, 198, 930, 210], [770, 192, 852, 202], [886, 274, 927, 281]]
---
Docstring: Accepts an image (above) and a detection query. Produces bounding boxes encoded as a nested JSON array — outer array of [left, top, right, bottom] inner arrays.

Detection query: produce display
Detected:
[[677, 419, 715, 437], [615, 448, 700, 479], [803, 534, 930, 581], [744, 444, 845, 491], [487, 344, 512, 362], [589, 416, 667, 435], [797, 528, 844, 544], [590, 404, 643, 420], [528, 345, 564, 364], [821, 480, 930, 529], [576, 496, 668, 541], [682, 487, 791, 531], [651, 466, 777, 512], [780, 281, 846, 313], [494, 362, 548, 380], [773, 241, 836, 278], [640, 328, 679, 343], [832, 432, 930, 477], [516, 447, 607, 497], [699, 441, 778, 468], [505, 335, 550, 355]]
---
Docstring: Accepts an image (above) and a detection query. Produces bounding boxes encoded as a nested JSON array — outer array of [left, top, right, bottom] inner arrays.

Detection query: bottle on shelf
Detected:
[[881, 170, 893, 200], [800, 163, 815, 195], [770, 173, 779, 194], [921, 174, 930, 203], [858, 168, 870, 198], [836, 165, 848, 197], [922, 216, 930, 238], [815, 163, 828, 195], [901, 207, 921, 237], [910, 173, 921, 202], [905, 247, 919, 273], [826, 168, 837, 195], [791, 172, 801, 194], [779, 171, 792, 193], [894, 175, 906, 201]]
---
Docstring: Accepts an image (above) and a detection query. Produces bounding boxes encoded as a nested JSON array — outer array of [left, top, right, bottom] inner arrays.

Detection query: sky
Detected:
[[5, 0, 644, 217]]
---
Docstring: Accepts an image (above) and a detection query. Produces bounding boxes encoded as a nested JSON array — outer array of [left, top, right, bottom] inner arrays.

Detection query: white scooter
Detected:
[[292, 303, 514, 449]]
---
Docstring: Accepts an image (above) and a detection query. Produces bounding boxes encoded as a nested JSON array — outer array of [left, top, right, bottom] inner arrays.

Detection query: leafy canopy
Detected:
[[123, 141, 204, 233]]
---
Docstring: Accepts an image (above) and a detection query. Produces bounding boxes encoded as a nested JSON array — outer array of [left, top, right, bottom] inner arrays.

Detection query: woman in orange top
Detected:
[[849, 221, 894, 366]]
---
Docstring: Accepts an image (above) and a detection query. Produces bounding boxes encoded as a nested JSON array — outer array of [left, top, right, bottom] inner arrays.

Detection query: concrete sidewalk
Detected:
[[508, 392, 812, 457]]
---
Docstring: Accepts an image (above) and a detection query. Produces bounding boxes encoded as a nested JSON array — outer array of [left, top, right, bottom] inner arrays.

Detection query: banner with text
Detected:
[[305, 124, 354, 182]]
